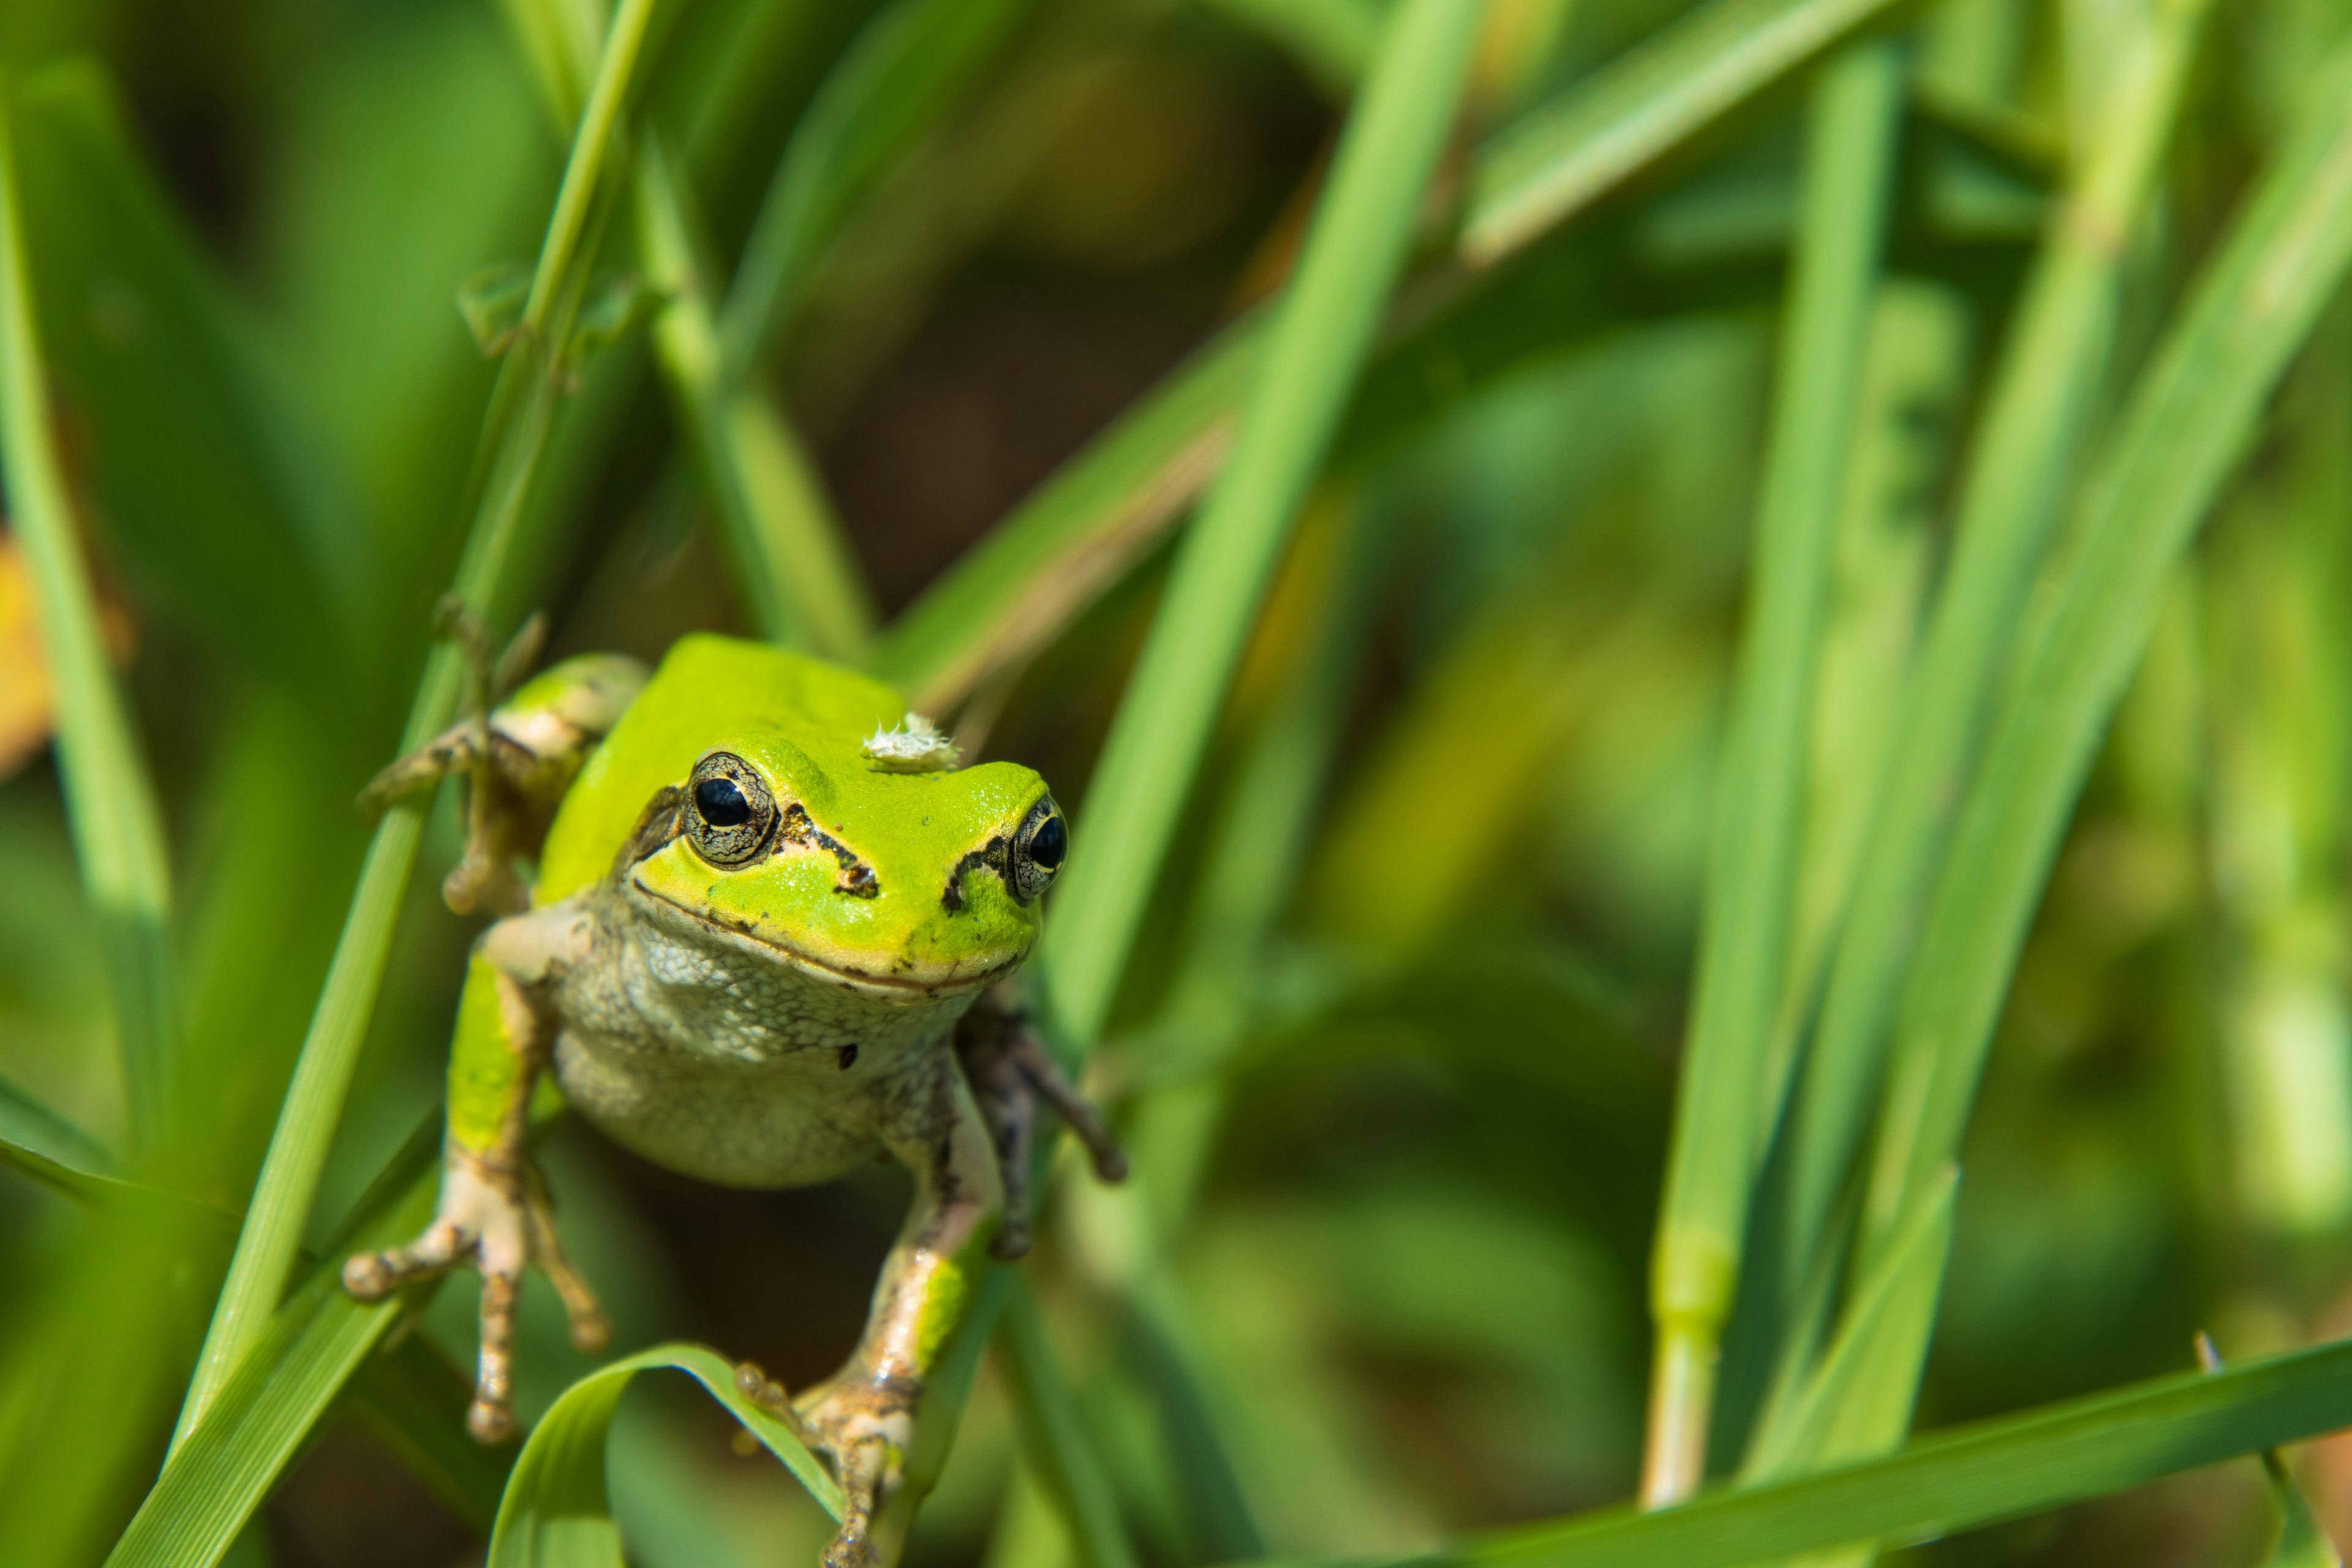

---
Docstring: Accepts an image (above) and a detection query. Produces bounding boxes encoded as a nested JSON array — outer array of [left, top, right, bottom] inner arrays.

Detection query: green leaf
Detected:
[[1036, 0, 1485, 1051], [1267, 1334, 2352, 1568], [484, 1343, 842, 1568], [1464, 0, 1909, 265], [459, 261, 535, 355], [718, 0, 1038, 375], [0, 70, 177, 1152], [1643, 38, 1904, 1502], [172, 0, 669, 1452]]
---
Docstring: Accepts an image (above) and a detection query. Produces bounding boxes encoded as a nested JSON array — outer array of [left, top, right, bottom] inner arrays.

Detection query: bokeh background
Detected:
[[4, 0, 2352, 1565]]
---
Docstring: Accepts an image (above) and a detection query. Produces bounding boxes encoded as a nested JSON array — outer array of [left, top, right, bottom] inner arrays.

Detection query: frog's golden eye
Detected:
[[1009, 796, 1066, 902], [685, 752, 777, 865]]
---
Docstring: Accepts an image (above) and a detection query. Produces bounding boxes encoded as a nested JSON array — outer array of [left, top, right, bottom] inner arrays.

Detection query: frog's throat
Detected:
[[625, 875, 1024, 1000]]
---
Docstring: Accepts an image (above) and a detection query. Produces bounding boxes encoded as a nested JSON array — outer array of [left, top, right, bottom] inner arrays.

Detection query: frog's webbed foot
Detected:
[[342, 1145, 609, 1441], [732, 1362, 908, 1568], [358, 603, 646, 917], [957, 986, 1128, 1261]]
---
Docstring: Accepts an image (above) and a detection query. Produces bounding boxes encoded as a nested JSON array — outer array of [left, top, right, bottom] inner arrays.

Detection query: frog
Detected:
[[341, 630, 1125, 1568]]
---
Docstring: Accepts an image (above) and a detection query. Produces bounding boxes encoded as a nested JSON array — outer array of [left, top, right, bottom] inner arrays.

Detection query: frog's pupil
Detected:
[[696, 776, 751, 826], [1028, 812, 1066, 870]]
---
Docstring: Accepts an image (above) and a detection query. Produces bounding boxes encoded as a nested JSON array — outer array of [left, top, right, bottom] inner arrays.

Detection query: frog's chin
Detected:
[[625, 876, 1024, 1000]]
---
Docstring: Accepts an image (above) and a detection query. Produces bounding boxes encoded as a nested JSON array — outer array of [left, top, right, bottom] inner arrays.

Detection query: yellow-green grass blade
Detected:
[[104, 1137, 442, 1568], [482, 1343, 843, 1568], [0, 75, 178, 1153], [1036, 0, 1485, 1052], [876, 0, 1907, 713], [1857, 32, 2352, 1275], [1773, 0, 2209, 1313], [1463, 0, 1910, 266], [634, 134, 875, 656], [1000, 1276, 1142, 1568], [1642, 37, 1904, 1505], [174, 0, 668, 1449], [1261, 1334, 2352, 1568], [718, 0, 1038, 378], [2259, 1447, 2342, 1568]]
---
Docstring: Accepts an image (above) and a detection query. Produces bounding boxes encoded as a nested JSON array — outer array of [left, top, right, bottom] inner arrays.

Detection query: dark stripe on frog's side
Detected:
[[609, 783, 880, 898]]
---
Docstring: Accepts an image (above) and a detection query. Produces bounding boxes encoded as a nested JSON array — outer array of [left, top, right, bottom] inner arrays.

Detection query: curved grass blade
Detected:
[[1858, 32, 2352, 1269], [174, 0, 668, 1448], [1036, 0, 1485, 1049], [1642, 38, 1905, 1505], [1464, 0, 1909, 266], [0, 72, 177, 1153], [484, 1343, 842, 1568], [1297, 1333, 2352, 1568], [719, 0, 1038, 377]]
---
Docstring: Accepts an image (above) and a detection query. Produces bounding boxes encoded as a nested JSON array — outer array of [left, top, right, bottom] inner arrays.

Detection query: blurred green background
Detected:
[[6, 0, 2352, 1564]]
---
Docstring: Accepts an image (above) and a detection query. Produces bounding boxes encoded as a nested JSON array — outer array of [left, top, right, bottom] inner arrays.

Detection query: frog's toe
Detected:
[[793, 1381, 912, 1568], [341, 1219, 464, 1300]]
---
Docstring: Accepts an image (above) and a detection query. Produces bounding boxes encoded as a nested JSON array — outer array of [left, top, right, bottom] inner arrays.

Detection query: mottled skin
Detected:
[[343, 633, 1112, 1568]]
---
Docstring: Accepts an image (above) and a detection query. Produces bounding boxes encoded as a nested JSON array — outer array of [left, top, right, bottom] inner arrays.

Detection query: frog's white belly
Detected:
[[547, 888, 976, 1188]]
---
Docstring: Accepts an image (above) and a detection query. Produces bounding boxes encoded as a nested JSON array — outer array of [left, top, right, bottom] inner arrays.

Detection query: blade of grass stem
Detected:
[[1857, 31, 2352, 1273], [718, 0, 1036, 377], [635, 133, 875, 654], [0, 76, 176, 1153], [1463, 0, 1910, 266], [1774, 0, 2208, 1317], [1036, 0, 1484, 1050], [999, 1276, 1141, 1568], [1280, 1334, 2352, 1568], [1642, 39, 1904, 1507], [2196, 1336, 2345, 1568], [0, 1067, 115, 1175], [173, 0, 666, 1447]]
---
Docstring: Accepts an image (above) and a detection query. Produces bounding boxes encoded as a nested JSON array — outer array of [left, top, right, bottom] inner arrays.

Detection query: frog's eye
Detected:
[[1009, 796, 1066, 902], [685, 752, 777, 865]]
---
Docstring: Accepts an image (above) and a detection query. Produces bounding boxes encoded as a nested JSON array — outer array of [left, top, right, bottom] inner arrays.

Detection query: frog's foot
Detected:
[[341, 1148, 608, 1441], [789, 1375, 917, 1568]]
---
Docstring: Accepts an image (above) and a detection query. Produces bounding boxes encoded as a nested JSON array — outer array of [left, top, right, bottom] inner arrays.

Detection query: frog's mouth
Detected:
[[627, 874, 1025, 1000]]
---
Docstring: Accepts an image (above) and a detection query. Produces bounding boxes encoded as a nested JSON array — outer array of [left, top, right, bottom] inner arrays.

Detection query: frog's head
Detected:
[[619, 725, 1064, 998]]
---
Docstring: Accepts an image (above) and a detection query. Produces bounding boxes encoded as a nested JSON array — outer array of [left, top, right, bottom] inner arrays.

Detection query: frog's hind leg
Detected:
[[342, 910, 609, 1441], [360, 602, 647, 914], [956, 987, 1128, 1261]]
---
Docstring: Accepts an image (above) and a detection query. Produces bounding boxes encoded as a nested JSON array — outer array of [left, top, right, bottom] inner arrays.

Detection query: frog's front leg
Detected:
[[342, 908, 608, 1440], [767, 1061, 1004, 1568], [361, 647, 647, 915]]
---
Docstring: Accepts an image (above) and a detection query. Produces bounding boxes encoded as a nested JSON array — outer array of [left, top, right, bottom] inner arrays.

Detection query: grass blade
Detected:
[[173, 0, 668, 1447], [1463, 0, 1908, 266], [0, 74, 177, 1152], [483, 1344, 843, 1568], [1305, 1334, 2352, 1568], [1858, 32, 2352, 1269], [1774, 0, 2209, 1310], [1036, 0, 1485, 1049], [633, 134, 875, 655], [718, 0, 1038, 376], [998, 1277, 1141, 1568], [1642, 39, 1905, 1505], [879, 0, 1898, 714]]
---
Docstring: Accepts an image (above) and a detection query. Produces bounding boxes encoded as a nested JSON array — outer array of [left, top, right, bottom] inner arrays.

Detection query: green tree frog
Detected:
[[343, 632, 1124, 1567]]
